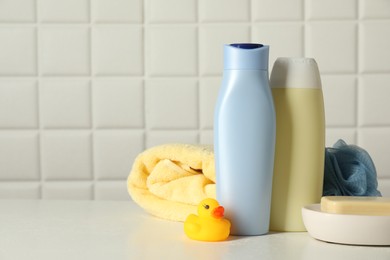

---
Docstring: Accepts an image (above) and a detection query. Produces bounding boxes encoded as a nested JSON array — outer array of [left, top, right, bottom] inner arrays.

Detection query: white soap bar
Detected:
[[321, 196, 390, 216]]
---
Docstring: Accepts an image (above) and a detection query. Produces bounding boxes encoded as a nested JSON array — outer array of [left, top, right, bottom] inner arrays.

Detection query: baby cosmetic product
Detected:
[[214, 43, 276, 235], [269, 58, 325, 232]]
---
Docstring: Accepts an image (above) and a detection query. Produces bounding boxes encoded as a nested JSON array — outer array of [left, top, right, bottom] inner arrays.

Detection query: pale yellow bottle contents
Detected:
[[270, 88, 325, 231], [321, 196, 390, 216]]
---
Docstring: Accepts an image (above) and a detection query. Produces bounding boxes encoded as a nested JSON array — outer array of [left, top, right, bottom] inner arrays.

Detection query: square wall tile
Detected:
[[40, 79, 91, 128], [0, 182, 40, 199], [41, 132, 92, 180], [146, 131, 198, 148], [95, 181, 129, 200], [92, 26, 143, 76], [200, 130, 213, 145], [148, 26, 197, 76], [359, 75, 390, 126], [0, 132, 39, 180], [39, 0, 89, 22], [360, 22, 390, 72], [252, 23, 303, 68], [199, 25, 250, 75], [252, 0, 303, 21], [359, 129, 390, 178], [199, 78, 220, 129], [306, 0, 356, 20], [0, 27, 36, 75], [0, 0, 35, 22], [94, 131, 144, 180], [360, 0, 390, 19], [199, 0, 249, 22], [306, 22, 356, 73], [146, 79, 198, 129], [322, 75, 356, 127], [149, 0, 196, 23], [378, 179, 390, 197], [326, 128, 357, 147], [0, 80, 38, 128], [39, 26, 90, 76], [93, 79, 143, 128], [42, 182, 92, 200], [93, 0, 142, 23]]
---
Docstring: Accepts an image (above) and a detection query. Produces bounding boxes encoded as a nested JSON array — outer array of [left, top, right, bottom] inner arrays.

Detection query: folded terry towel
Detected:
[[127, 144, 216, 222]]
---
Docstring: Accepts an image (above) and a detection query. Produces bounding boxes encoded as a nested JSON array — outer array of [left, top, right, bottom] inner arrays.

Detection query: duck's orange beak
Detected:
[[212, 206, 225, 219]]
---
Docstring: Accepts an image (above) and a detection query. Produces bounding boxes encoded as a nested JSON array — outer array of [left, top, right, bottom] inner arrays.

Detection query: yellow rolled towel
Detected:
[[127, 143, 216, 221]]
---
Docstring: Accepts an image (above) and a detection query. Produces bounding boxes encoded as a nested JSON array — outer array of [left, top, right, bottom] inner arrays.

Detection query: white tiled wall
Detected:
[[0, 0, 390, 200]]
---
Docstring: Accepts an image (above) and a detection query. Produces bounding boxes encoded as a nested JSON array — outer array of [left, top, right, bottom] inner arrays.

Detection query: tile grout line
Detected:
[[143, 0, 148, 149], [88, 0, 96, 200], [35, 0, 44, 199], [197, 0, 201, 144], [302, 0, 306, 57], [356, 0, 361, 146], [250, 0, 254, 56]]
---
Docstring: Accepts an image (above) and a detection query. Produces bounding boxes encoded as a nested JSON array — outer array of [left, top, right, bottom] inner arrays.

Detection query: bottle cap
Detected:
[[224, 43, 269, 70], [270, 57, 322, 89]]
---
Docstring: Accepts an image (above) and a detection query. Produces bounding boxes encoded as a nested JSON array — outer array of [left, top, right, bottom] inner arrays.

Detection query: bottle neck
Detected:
[[223, 69, 269, 80], [222, 69, 270, 90]]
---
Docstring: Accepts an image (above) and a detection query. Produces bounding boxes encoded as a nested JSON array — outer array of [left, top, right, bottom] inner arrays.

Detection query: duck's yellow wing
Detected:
[[184, 214, 201, 236]]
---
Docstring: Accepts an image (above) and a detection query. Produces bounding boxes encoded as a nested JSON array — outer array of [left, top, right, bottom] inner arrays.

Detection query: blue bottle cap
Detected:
[[224, 43, 269, 70]]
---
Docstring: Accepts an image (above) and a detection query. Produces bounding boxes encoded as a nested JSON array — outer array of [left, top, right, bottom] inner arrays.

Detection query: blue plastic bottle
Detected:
[[214, 43, 276, 235]]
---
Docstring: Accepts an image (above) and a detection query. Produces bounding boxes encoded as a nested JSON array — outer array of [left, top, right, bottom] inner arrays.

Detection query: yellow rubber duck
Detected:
[[184, 198, 231, 242]]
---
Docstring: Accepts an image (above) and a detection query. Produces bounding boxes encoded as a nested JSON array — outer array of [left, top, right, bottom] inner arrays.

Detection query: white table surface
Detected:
[[0, 200, 389, 260]]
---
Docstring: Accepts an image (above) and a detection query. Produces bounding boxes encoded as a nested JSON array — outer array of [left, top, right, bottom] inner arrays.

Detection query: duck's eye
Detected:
[[203, 204, 210, 210]]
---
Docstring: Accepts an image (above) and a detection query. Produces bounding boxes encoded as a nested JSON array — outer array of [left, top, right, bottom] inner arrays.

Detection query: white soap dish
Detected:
[[302, 204, 390, 246]]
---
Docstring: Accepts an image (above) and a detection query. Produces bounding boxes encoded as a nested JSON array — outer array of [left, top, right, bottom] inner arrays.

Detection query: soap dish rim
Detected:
[[302, 203, 390, 246]]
